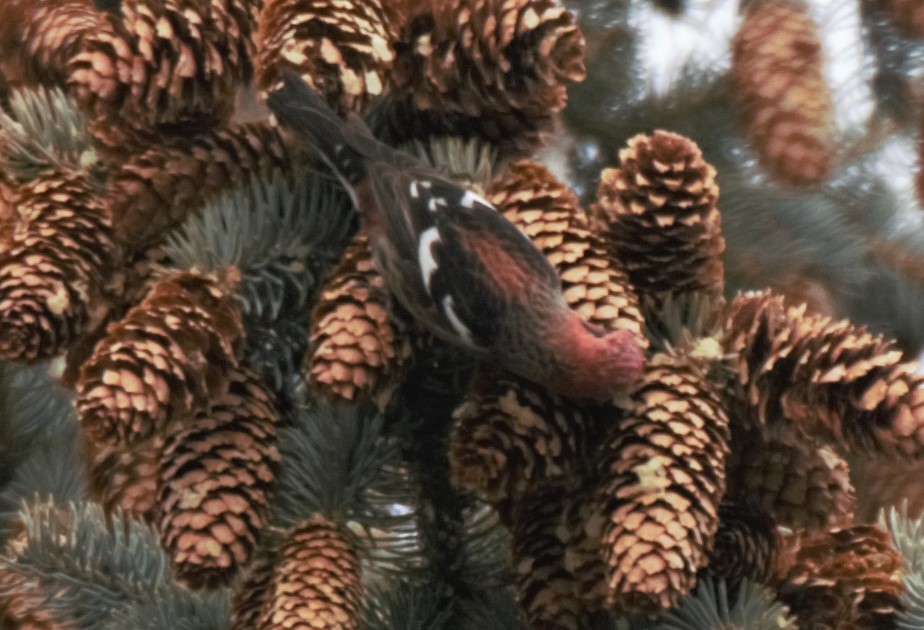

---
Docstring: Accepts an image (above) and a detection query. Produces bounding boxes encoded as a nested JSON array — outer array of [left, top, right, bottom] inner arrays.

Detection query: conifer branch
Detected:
[[101, 586, 230, 630], [650, 578, 798, 630], [882, 504, 924, 628], [0, 86, 100, 183], [0, 500, 172, 629], [163, 168, 356, 398], [403, 136, 500, 192], [272, 403, 424, 576], [360, 581, 453, 630], [0, 438, 85, 539], [0, 363, 75, 451]]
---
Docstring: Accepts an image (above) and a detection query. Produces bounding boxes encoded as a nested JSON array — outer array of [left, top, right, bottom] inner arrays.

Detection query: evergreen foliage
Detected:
[[5, 0, 924, 628]]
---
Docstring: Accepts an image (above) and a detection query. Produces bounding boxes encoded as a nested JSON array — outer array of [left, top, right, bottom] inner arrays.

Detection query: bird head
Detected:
[[552, 317, 646, 401]]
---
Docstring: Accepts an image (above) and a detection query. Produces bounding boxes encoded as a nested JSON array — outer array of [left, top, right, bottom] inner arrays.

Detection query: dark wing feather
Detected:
[[363, 151, 563, 352], [428, 194, 563, 350]]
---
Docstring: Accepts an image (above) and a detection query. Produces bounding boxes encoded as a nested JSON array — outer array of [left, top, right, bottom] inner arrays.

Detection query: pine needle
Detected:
[[454, 587, 529, 630], [102, 586, 230, 630], [163, 168, 356, 397], [456, 501, 512, 586], [0, 438, 85, 540], [403, 136, 500, 191], [0, 500, 172, 629], [272, 403, 425, 577], [881, 503, 924, 629], [0, 362, 76, 450], [651, 577, 797, 630], [360, 581, 452, 630], [163, 168, 355, 319], [0, 86, 99, 183]]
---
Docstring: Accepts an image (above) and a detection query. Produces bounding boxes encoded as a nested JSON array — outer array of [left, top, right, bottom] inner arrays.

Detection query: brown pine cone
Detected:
[[704, 501, 780, 591], [448, 369, 603, 511], [726, 430, 856, 529], [67, 0, 259, 154], [594, 130, 724, 303], [0, 170, 114, 362], [84, 434, 163, 522], [877, 0, 924, 39], [775, 525, 904, 628], [732, 0, 834, 186], [595, 350, 730, 613], [76, 270, 243, 446], [0, 178, 14, 245], [723, 290, 924, 458], [306, 232, 413, 404], [256, 0, 396, 114], [0, 0, 101, 87], [106, 122, 295, 250], [386, 0, 585, 155], [258, 515, 362, 630], [487, 159, 646, 344], [158, 366, 280, 589], [511, 482, 603, 629]]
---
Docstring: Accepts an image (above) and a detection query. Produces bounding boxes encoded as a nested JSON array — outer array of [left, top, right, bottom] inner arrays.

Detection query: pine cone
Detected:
[[76, 270, 243, 446], [487, 159, 645, 343], [0, 179, 14, 244], [511, 482, 602, 629], [877, 0, 924, 39], [258, 515, 362, 630], [84, 434, 163, 522], [448, 370, 603, 511], [306, 232, 413, 403], [387, 0, 585, 155], [704, 501, 780, 591], [595, 350, 730, 613], [732, 0, 834, 186], [775, 525, 904, 628], [256, 0, 396, 113], [107, 122, 294, 249], [726, 430, 856, 529], [723, 290, 924, 457], [158, 366, 280, 589], [0, 0, 101, 87], [0, 170, 114, 362], [594, 130, 724, 303], [67, 0, 259, 154]]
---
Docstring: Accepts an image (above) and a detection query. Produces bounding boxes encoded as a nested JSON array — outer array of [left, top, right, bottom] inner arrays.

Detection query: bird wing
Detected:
[[366, 163, 561, 351]]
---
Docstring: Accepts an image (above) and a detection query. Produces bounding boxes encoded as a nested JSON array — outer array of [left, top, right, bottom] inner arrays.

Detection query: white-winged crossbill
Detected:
[[266, 73, 644, 401]]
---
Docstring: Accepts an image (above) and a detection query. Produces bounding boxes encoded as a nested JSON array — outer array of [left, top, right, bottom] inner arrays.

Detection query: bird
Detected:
[[266, 73, 644, 401]]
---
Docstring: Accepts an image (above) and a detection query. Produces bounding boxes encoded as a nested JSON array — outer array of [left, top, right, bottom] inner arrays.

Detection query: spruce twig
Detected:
[[271, 403, 424, 577], [0, 500, 174, 629], [0, 86, 100, 183], [651, 578, 798, 630]]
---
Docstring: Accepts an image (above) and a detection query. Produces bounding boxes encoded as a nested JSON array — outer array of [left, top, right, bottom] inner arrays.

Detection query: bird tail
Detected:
[[266, 72, 372, 186]]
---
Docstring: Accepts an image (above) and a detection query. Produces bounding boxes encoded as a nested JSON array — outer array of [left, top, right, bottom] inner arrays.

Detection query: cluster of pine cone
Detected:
[[0, 0, 920, 629]]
